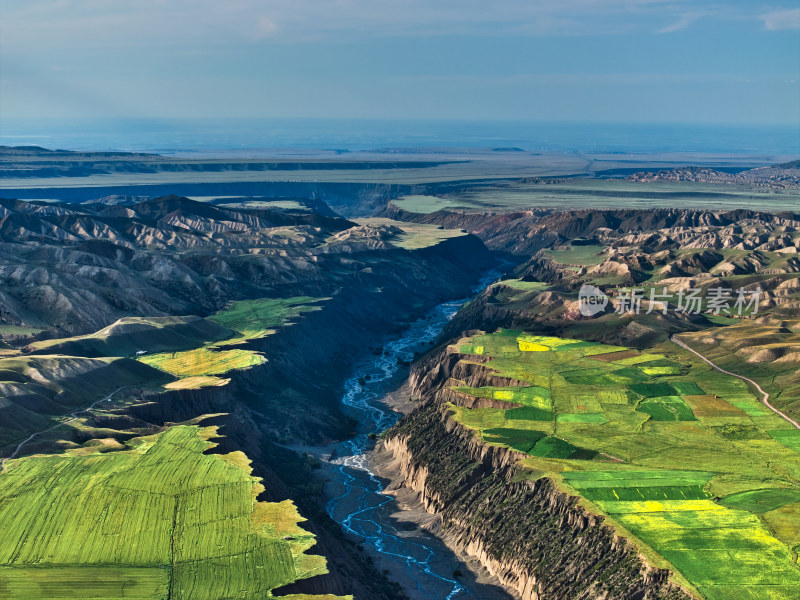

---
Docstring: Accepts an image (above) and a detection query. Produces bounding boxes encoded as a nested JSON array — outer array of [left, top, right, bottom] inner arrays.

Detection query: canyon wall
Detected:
[[383, 348, 691, 600]]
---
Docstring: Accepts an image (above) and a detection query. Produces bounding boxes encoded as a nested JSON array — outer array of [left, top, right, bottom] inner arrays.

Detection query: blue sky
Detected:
[[1, 1, 798, 124]]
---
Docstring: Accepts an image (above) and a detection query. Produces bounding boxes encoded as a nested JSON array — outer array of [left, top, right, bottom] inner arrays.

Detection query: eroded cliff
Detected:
[[383, 348, 692, 600]]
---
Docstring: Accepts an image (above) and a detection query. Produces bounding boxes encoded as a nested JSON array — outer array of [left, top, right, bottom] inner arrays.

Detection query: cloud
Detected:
[[760, 8, 800, 31], [658, 12, 702, 33], [0, 0, 707, 48], [254, 17, 278, 39]]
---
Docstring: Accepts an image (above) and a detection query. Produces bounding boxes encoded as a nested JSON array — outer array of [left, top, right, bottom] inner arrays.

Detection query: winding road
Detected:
[[671, 334, 800, 431], [1, 386, 125, 472]]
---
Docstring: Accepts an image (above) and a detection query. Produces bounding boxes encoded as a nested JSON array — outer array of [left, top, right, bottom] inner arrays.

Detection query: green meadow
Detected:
[[138, 346, 266, 378], [139, 297, 323, 388], [0, 425, 349, 600], [449, 331, 800, 599], [27, 316, 233, 358], [543, 245, 608, 266], [353, 217, 468, 249], [0, 354, 169, 448], [208, 296, 324, 342]]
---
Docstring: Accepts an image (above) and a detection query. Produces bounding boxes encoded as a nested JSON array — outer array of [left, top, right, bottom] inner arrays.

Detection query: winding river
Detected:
[[324, 271, 509, 600]]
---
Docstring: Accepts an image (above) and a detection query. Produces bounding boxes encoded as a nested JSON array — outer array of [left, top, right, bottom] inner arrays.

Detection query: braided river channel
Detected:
[[323, 270, 513, 600]]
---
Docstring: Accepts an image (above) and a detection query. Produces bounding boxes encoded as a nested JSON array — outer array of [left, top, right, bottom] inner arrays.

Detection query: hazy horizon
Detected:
[[1, 118, 798, 157]]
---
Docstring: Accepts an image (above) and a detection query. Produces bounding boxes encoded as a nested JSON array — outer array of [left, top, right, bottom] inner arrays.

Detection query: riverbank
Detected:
[[316, 375, 515, 599], [370, 384, 518, 600]]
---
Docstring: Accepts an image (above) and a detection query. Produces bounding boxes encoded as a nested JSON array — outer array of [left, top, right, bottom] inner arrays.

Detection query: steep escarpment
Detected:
[[0, 195, 493, 442], [439, 282, 709, 351], [0, 196, 492, 346], [411, 206, 800, 350], [137, 385, 408, 600], [383, 350, 690, 600], [3, 180, 418, 218], [0, 195, 350, 336]]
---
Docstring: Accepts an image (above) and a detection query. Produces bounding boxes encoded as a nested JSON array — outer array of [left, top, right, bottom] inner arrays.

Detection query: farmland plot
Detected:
[[0, 425, 347, 600], [446, 330, 800, 599]]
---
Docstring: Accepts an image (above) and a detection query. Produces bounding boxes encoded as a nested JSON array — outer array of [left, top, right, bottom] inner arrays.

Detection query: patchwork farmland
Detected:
[[448, 330, 800, 600]]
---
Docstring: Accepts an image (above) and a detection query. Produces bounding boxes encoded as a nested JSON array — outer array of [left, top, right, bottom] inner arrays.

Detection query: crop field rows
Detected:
[[448, 331, 800, 599], [0, 425, 346, 599]]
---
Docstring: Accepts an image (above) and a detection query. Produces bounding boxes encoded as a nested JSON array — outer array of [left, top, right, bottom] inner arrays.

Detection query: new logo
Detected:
[[579, 284, 608, 317]]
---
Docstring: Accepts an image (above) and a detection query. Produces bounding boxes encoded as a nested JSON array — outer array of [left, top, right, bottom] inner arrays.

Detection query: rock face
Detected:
[[383, 349, 691, 600], [33, 364, 408, 600], [382, 206, 800, 349], [0, 195, 491, 340]]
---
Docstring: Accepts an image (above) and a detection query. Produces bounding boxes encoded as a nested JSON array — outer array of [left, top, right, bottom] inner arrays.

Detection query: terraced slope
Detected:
[[0, 424, 349, 600], [445, 331, 800, 600]]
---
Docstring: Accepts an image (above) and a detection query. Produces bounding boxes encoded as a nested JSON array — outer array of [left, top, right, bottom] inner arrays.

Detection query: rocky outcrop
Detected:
[[381, 204, 800, 259], [627, 165, 800, 189], [383, 349, 692, 600]]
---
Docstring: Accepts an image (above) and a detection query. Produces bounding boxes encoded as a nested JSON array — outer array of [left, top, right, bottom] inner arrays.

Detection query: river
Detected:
[[324, 271, 512, 600]]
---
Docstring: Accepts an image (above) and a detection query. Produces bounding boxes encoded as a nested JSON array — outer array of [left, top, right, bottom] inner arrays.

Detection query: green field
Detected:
[[0, 425, 348, 599], [28, 316, 234, 358], [163, 375, 231, 390], [543, 245, 608, 266], [680, 319, 800, 423], [0, 325, 46, 337], [353, 217, 467, 249], [495, 279, 550, 292], [139, 347, 266, 377], [138, 297, 323, 387], [447, 330, 800, 599], [0, 300, 328, 449], [392, 195, 470, 213], [0, 355, 168, 448], [208, 296, 323, 342]]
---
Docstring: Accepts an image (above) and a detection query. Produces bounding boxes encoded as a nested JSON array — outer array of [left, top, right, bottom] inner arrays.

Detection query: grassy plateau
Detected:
[[392, 180, 800, 214]]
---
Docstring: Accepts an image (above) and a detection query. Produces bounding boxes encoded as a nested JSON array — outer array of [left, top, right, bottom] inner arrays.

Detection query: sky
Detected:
[[1, 1, 799, 125]]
